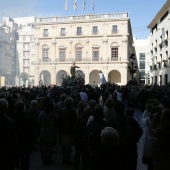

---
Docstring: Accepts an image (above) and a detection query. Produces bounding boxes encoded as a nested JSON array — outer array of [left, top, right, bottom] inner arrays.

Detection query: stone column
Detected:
[[35, 42, 40, 85]]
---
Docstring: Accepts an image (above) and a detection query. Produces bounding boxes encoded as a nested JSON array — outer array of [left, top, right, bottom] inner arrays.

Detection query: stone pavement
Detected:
[[21, 108, 148, 170]]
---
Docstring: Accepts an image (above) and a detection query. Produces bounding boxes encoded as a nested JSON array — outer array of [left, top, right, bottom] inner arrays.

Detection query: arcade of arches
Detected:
[[40, 70, 121, 85]]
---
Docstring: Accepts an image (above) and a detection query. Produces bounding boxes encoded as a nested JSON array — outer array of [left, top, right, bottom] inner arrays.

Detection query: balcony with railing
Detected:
[[42, 33, 49, 37], [91, 31, 99, 35], [59, 32, 67, 36], [76, 31, 83, 36], [41, 57, 51, 62], [32, 56, 124, 64]]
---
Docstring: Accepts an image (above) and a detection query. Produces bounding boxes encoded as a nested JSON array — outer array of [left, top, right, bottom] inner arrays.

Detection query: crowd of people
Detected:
[[0, 82, 170, 170]]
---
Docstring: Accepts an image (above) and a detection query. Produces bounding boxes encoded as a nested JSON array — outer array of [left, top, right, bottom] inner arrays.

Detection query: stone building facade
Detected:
[[33, 13, 134, 86], [148, 0, 170, 85]]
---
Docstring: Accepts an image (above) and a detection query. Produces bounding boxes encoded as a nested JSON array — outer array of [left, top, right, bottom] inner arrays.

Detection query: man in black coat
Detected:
[[0, 98, 17, 170]]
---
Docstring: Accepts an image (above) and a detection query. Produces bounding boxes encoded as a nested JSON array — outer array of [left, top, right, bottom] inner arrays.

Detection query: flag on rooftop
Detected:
[[65, 0, 68, 11], [83, 0, 86, 10], [92, 0, 95, 10], [74, 0, 77, 11]]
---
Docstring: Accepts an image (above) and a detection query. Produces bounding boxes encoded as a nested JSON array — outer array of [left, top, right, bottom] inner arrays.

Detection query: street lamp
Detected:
[[128, 53, 137, 80]]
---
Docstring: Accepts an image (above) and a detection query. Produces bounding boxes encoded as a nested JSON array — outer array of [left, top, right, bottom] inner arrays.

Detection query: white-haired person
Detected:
[[90, 127, 126, 170], [0, 98, 17, 170]]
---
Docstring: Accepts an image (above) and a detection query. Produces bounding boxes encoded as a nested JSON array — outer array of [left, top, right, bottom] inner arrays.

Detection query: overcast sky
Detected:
[[0, 0, 167, 39]]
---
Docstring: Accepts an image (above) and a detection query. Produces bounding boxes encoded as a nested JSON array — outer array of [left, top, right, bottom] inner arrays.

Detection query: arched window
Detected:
[[110, 42, 119, 61], [42, 45, 50, 62], [75, 43, 83, 61]]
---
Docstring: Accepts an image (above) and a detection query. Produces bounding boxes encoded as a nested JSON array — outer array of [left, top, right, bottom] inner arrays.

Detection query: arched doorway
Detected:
[[40, 70, 51, 85], [108, 70, 121, 84], [56, 70, 67, 86], [89, 70, 100, 85]]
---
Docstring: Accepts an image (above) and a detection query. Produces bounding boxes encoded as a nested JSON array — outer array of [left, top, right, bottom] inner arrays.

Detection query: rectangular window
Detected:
[[59, 49, 66, 61], [140, 53, 145, 60], [43, 29, 48, 37], [43, 49, 49, 58], [139, 71, 145, 79], [111, 48, 118, 61], [92, 48, 99, 61], [140, 61, 145, 69], [92, 26, 98, 35], [23, 51, 29, 57], [23, 43, 30, 49], [77, 27, 82, 35], [75, 48, 82, 61], [61, 28, 66, 36], [112, 25, 118, 34]]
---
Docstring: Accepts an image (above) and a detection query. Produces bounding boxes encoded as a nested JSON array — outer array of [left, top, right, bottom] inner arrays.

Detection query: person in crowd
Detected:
[[84, 105, 108, 170], [0, 98, 17, 170], [58, 98, 77, 165], [38, 97, 58, 165], [91, 127, 126, 170], [150, 109, 170, 170], [12, 100, 34, 170], [26, 100, 39, 150], [103, 98, 116, 122]]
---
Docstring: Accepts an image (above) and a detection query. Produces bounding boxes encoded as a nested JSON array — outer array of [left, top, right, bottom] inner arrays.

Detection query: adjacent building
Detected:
[[147, 0, 170, 85], [133, 38, 151, 86]]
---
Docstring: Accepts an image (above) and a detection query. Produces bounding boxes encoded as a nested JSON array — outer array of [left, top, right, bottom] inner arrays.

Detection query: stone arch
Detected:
[[89, 70, 100, 85], [75, 43, 84, 48], [110, 42, 119, 47], [42, 44, 50, 49], [56, 70, 67, 86], [108, 70, 121, 84], [40, 70, 51, 85]]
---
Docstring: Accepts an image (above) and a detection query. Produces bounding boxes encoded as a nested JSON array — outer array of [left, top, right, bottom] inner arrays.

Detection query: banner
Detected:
[[65, 0, 68, 11]]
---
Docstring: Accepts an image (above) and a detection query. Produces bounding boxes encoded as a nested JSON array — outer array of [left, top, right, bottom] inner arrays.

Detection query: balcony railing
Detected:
[[32, 57, 123, 64], [42, 33, 49, 37], [41, 57, 51, 62], [111, 30, 119, 34], [59, 32, 67, 36], [76, 31, 83, 36], [91, 31, 99, 35]]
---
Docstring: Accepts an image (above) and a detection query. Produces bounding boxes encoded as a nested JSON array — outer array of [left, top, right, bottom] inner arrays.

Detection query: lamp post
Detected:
[[128, 53, 137, 80]]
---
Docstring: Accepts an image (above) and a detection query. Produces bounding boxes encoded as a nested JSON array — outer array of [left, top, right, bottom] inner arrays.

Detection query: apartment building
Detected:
[[0, 18, 16, 86], [33, 13, 134, 86], [13, 17, 36, 86], [148, 0, 170, 85], [133, 38, 151, 86]]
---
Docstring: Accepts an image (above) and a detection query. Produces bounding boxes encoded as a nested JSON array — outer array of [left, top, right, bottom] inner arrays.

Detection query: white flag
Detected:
[[83, 0, 86, 10], [65, 0, 68, 11], [74, 0, 77, 11]]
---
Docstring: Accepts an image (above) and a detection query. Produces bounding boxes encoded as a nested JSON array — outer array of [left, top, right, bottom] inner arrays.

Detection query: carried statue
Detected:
[[70, 62, 80, 77]]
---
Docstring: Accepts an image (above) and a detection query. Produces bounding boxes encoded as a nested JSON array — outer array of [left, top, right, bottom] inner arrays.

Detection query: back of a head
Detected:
[[115, 102, 125, 115], [77, 101, 85, 111], [101, 127, 119, 147], [93, 105, 104, 120], [60, 94, 67, 101], [64, 98, 74, 108], [105, 98, 114, 109], [15, 100, 26, 113], [31, 100, 38, 108], [88, 100, 97, 110], [0, 98, 8, 114]]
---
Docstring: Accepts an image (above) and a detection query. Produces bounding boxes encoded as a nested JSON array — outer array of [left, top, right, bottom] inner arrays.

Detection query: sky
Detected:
[[0, 0, 167, 39]]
